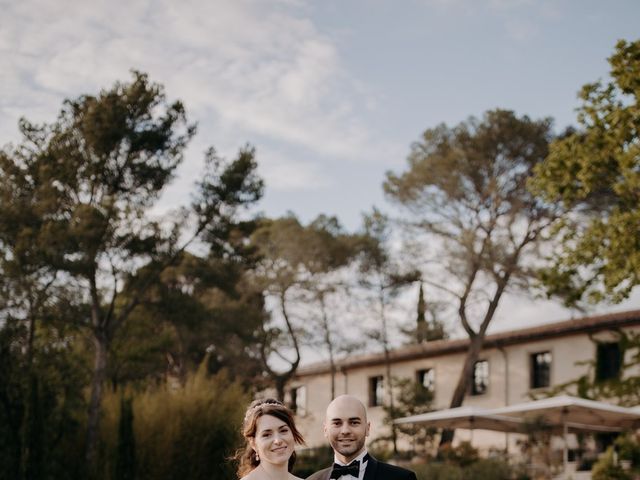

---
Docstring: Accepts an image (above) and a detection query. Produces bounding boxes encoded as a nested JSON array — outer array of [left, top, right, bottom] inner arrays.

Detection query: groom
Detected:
[[306, 394, 417, 480]]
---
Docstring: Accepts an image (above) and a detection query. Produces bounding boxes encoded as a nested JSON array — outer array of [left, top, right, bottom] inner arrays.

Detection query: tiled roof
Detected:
[[295, 309, 640, 377]]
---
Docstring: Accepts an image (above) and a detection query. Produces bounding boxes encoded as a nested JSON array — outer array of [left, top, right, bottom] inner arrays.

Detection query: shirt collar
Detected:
[[333, 449, 369, 467]]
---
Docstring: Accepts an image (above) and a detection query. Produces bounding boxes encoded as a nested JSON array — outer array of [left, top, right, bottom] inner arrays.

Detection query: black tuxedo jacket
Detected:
[[305, 455, 417, 480]]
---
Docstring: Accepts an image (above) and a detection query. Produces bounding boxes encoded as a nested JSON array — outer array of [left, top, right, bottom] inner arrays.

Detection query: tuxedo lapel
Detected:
[[362, 456, 379, 480], [320, 467, 332, 480]]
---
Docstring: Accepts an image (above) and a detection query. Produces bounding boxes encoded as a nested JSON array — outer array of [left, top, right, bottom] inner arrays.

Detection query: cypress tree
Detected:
[[416, 282, 427, 343], [115, 396, 136, 480]]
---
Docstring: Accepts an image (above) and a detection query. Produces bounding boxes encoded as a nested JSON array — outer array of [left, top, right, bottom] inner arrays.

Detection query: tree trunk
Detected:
[[384, 345, 398, 454], [379, 286, 398, 455], [440, 271, 512, 447], [319, 293, 337, 399], [439, 334, 484, 446], [85, 328, 109, 473], [275, 377, 287, 402], [329, 346, 336, 400], [21, 374, 44, 480], [258, 288, 301, 405]]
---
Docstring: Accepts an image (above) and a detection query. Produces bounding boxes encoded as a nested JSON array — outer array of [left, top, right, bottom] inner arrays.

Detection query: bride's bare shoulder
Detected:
[[239, 470, 260, 480], [239, 469, 301, 480]]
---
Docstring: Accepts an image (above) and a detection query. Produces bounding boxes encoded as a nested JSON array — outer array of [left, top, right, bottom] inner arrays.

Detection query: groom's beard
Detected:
[[330, 435, 365, 458]]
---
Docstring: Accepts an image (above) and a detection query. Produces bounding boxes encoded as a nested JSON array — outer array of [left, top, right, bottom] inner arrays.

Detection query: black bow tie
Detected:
[[330, 460, 360, 479]]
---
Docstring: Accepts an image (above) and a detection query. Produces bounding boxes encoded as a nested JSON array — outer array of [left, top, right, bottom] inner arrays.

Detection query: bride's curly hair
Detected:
[[235, 398, 305, 478]]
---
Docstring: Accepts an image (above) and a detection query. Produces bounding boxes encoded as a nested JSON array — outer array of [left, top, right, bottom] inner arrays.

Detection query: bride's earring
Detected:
[[255, 451, 260, 462]]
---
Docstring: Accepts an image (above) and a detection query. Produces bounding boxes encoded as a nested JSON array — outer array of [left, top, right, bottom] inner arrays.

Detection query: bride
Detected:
[[236, 398, 306, 480]]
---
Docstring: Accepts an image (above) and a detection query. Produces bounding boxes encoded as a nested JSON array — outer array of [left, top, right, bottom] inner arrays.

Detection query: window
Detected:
[[416, 368, 435, 393], [471, 360, 489, 395], [369, 376, 384, 407], [596, 342, 622, 381], [530, 351, 552, 389], [289, 385, 306, 415]]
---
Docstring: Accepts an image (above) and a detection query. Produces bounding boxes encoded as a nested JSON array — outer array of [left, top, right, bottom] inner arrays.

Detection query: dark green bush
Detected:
[[412, 462, 463, 480], [412, 458, 513, 480], [293, 445, 334, 477], [466, 458, 511, 479], [592, 447, 632, 480]]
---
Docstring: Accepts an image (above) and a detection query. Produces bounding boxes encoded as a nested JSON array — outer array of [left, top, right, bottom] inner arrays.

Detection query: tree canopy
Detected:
[[249, 214, 362, 400], [0, 71, 264, 474], [530, 39, 640, 306], [385, 109, 558, 444]]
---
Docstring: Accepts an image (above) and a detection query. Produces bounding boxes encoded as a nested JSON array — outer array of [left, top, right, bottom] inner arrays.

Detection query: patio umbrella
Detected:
[[491, 395, 640, 471], [491, 395, 640, 432], [394, 405, 525, 433], [394, 395, 640, 476]]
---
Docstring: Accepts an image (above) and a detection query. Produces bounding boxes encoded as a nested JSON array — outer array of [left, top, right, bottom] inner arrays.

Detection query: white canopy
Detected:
[[394, 395, 640, 475], [490, 395, 640, 433], [394, 395, 640, 433], [394, 405, 524, 433]]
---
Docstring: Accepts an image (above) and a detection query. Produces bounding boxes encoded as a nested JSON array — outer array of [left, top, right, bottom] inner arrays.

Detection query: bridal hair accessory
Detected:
[[244, 398, 286, 421]]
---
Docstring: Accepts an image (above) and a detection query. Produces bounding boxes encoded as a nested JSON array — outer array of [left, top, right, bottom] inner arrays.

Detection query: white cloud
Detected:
[[0, 0, 379, 168], [257, 148, 331, 191]]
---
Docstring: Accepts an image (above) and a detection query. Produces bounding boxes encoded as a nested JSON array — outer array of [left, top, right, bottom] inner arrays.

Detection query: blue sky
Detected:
[[1, 0, 639, 337]]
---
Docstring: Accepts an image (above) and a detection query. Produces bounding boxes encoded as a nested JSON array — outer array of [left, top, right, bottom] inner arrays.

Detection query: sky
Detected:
[[1, 0, 639, 345]]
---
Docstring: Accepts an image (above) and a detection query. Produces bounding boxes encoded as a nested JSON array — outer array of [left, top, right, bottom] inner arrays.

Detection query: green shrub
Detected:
[[592, 447, 631, 480], [293, 445, 334, 477], [439, 441, 479, 467], [466, 458, 511, 479], [100, 368, 247, 480], [412, 462, 463, 480], [615, 433, 640, 466], [590, 433, 640, 480], [412, 457, 513, 480]]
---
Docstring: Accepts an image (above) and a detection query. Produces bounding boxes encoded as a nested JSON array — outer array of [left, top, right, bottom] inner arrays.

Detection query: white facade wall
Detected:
[[290, 324, 640, 450]]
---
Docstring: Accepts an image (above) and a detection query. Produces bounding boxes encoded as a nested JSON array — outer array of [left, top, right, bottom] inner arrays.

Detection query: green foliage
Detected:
[[252, 213, 358, 289], [412, 457, 512, 480], [0, 324, 26, 478], [408, 282, 448, 343], [592, 446, 632, 480], [530, 39, 640, 306], [0, 321, 89, 480], [465, 458, 511, 479], [107, 305, 178, 388], [1, 318, 251, 480], [0, 70, 194, 278], [382, 377, 436, 456], [516, 416, 555, 474], [384, 108, 555, 295], [20, 375, 45, 480], [358, 208, 420, 293], [438, 441, 479, 468], [99, 369, 247, 480], [412, 462, 463, 480], [384, 109, 556, 304], [615, 433, 640, 465], [250, 213, 363, 398], [0, 70, 265, 471], [293, 445, 334, 478], [385, 109, 557, 445]]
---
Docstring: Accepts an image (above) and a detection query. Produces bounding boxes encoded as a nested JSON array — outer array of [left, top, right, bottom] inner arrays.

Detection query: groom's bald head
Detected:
[[323, 395, 370, 463]]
